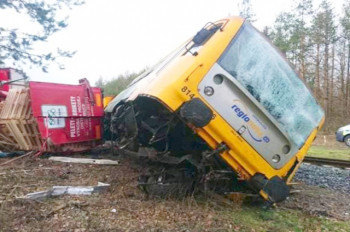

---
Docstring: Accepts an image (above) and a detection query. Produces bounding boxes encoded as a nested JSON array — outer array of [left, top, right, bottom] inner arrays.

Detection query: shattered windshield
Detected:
[[218, 22, 324, 148]]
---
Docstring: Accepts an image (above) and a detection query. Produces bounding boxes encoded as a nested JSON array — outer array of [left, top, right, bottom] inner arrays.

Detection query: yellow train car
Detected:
[[103, 96, 114, 109], [105, 17, 324, 203]]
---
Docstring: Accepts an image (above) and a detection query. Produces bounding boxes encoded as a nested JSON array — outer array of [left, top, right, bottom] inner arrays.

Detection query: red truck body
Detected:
[[29, 81, 104, 147]]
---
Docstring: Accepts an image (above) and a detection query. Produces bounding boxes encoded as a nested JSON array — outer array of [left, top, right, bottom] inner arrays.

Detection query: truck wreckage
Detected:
[[104, 17, 325, 203]]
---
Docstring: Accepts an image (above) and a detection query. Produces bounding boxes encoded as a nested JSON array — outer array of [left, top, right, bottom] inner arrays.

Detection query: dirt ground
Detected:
[[281, 185, 350, 221], [313, 134, 347, 149], [0, 152, 349, 232]]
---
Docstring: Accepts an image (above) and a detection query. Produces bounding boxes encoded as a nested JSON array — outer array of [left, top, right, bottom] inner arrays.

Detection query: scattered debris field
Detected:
[[0, 154, 349, 232]]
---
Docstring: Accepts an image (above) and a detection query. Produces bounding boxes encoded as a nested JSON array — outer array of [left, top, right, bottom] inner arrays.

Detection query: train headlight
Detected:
[[213, 74, 224, 85], [272, 154, 281, 163], [204, 86, 214, 96], [282, 145, 290, 154]]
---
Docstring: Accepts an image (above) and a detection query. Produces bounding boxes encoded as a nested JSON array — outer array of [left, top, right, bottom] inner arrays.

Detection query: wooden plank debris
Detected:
[[288, 182, 302, 186], [49, 156, 119, 165], [0, 151, 33, 166], [290, 190, 302, 194], [0, 88, 42, 151]]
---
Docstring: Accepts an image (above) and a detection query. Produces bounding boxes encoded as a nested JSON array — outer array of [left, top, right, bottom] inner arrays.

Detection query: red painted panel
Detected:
[[0, 69, 10, 92], [29, 82, 103, 117], [35, 117, 103, 144], [29, 81, 104, 145]]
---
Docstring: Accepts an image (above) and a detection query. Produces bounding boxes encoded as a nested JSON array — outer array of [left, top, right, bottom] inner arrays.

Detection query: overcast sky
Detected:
[[1, 0, 343, 85]]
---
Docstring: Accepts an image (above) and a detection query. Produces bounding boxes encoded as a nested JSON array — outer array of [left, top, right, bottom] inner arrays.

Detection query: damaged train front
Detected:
[[104, 17, 325, 203]]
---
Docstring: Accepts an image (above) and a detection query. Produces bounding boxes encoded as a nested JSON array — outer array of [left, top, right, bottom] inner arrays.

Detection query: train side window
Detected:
[[193, 26, 218, 45]]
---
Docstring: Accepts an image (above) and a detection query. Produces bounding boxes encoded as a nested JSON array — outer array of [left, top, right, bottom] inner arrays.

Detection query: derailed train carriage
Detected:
[[104, 17, 325, 203]]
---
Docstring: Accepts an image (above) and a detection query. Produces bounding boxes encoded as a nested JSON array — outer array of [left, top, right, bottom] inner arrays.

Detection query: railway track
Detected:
[[304, 156, 350, 169]]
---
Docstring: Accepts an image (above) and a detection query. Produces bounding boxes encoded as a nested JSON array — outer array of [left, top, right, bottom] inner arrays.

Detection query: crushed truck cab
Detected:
[[105, 17, 324, 203]]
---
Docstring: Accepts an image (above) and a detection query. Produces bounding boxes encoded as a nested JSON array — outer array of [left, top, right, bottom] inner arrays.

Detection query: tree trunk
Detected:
[[330, 44, 335, 116], [346, 40, 350, 117], [316, 43, 321, 96], [340, 41, 346, 118], [324, 42, 329, 131], [300, 33, 306, 81]]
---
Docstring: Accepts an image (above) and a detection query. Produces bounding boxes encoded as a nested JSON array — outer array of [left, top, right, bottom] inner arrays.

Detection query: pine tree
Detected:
[[0, 0, 83, 72], [341, 0, 350, 115], [238, 0, 256, 23]]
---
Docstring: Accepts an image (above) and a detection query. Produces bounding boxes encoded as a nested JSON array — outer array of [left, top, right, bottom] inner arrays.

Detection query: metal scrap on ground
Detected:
[[19, 182, 110, 200], [49, 156, 119, 165]]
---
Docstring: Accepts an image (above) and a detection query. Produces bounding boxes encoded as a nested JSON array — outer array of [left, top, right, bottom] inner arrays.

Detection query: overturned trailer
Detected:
[[0, 77, 103, 153], [104, 17, 325, 203]]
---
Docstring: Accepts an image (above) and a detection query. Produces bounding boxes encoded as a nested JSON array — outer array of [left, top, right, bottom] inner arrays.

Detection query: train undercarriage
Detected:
[[105, 96, 252, 198]]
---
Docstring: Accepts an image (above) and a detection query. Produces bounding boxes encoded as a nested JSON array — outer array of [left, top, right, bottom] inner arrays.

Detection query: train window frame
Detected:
[[184, 22, 223, 56], [217, 22, 324, 147]]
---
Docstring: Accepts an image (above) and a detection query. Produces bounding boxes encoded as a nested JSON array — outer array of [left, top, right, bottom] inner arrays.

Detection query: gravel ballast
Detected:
[[294, 163, 350, 194]]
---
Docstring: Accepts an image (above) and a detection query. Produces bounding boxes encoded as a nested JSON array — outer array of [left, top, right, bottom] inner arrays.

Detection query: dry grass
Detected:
[[0, 154, 349, 232]]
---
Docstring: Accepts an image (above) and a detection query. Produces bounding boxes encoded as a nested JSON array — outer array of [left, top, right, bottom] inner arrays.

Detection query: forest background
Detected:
[[96, 0, 350, 133]]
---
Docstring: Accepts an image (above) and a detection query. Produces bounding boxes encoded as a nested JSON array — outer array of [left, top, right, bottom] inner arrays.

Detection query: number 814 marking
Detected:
[[181, 86, 195, 99]]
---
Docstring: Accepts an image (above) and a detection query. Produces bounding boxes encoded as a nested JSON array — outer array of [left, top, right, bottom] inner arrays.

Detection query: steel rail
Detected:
[[304, 157, 350, 169]]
